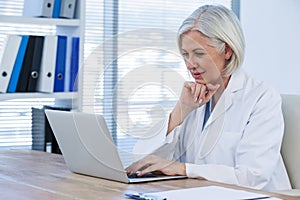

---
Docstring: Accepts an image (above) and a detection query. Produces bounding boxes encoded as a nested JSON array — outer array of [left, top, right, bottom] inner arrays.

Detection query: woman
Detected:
[[126, 4, 291, 191]]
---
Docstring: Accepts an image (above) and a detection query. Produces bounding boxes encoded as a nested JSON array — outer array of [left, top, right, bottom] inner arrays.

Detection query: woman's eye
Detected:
[[181, 52, 188, 58], [195, 52, 204, 56]]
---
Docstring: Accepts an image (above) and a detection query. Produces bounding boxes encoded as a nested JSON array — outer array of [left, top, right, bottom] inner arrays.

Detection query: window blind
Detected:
[[82, 0, 234, 166], [0, 99, 55, 149]]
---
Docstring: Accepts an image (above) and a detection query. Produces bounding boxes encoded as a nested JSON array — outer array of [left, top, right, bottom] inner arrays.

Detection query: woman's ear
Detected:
[[224, 44, 233, 60]]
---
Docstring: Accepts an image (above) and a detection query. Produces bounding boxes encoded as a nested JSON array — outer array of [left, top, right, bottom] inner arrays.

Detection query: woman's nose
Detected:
[[186, 58, 197, 70]]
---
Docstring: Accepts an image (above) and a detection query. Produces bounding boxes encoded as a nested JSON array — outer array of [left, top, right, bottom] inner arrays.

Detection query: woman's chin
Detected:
[[195, 79, 208, 85]]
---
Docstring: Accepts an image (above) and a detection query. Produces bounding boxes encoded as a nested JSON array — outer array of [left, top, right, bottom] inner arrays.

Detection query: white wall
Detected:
[[240, 0, 300, 95]]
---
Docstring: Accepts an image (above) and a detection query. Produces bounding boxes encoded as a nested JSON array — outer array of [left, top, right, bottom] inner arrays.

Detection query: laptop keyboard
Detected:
[[127, 172, 159, 179]]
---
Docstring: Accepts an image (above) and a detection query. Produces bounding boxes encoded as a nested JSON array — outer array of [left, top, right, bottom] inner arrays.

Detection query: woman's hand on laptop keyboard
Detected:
[[125, 154, 186, 177]]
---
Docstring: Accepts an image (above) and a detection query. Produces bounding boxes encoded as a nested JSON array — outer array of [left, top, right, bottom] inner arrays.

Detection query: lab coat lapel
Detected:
[[198, 69, 245, 159], [206, 90, 233, 128], [198, 90, 232, 158]]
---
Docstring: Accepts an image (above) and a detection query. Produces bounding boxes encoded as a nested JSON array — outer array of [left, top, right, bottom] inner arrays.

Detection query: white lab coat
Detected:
[[134, 69, 291, 191]]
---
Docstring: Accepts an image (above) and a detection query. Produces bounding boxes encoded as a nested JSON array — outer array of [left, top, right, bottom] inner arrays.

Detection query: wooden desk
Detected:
[[0, 150, 297, 199]]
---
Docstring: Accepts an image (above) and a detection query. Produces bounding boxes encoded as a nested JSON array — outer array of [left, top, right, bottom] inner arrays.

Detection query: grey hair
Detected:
[[177, 4, 245, 76]]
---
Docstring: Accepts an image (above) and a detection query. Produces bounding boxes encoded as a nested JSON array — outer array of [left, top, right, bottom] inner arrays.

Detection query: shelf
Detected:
[[0, 92, 77, 101], [0, 15, 80, 27]]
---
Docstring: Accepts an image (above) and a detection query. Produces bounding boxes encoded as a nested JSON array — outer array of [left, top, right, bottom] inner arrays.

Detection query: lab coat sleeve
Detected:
[[133, 114, 182, 161], [186, 163, 239, 183], [185, 89, 285, 190]]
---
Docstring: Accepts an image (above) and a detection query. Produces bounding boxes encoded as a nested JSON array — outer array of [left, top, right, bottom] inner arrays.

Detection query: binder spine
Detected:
[[59, 0, 77, 19], [54, 35, 67, 92], [52, 0, 62, 18], [0, 35, 22, 93], [23, 0, 55, 18], [16, 36, 36, 92], [37, 35, 58, 93], [27, 36, 45, 92], [7, 35, 30, 93], [69, 37, 79, 92]]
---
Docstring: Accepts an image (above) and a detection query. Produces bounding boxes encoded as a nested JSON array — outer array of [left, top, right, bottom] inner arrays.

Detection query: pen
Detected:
[[125, 193, 167, 200], [125, 193, 143, 200], [241, 197, 270, 200], [139, 193, 167, 200]]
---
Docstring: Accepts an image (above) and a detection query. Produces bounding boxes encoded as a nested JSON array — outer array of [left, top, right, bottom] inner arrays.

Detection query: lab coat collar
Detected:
[[205, 68, 246, 128], [199, 68, 246, 158], [226, 68, 245, 93]]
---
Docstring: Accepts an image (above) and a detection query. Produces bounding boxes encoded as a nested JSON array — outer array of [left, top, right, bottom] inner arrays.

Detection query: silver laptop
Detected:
[[45, 110, 186, 183]]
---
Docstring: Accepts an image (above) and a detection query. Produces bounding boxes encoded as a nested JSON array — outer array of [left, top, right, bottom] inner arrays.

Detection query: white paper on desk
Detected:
[[147, 186, 269, 200]]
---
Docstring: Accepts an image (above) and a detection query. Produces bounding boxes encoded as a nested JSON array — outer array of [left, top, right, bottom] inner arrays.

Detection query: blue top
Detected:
[[202, 99, 212, 130]]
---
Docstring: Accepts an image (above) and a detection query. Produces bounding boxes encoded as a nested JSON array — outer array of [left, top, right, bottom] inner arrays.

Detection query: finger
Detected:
[[184, 81, 196, 95], [125, 164, 137, 174], [125, 162, 138, 175], [136, 156, 167, 176], [193, 84, 202, 102], [194, 84, 208, 104], [139, 160, 180, 176], [128, 155, 157, 175], [132, 161, 151, 175], [198, 84, 208, 104], [126, 160, 147, 175], [138, 163, 162, 177]]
